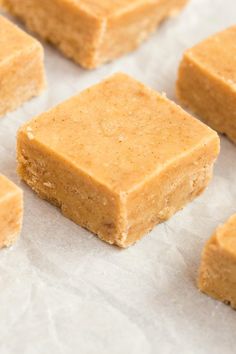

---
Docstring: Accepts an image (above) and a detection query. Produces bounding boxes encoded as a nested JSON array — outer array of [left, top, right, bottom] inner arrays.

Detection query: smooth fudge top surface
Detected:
[[214, 214, 236, 257], [185, 26, 236, 86], [0, 15, 40, 63], [0, 174, 21, 201], [70, 0, 155, 17], [21, 73, 219, 193]]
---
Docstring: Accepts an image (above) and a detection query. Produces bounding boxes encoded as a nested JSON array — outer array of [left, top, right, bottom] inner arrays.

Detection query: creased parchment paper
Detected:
[[0, 1, 236, 353]]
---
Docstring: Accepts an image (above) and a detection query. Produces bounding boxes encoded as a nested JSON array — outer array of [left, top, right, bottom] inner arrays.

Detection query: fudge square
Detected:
[[0, 174, 23, 248], [0, 15, 46, 117], [198, 214, 236, 309], [1, 0, 188, 69], [17, 73, 220, 248], [177, 26, 236, 144]]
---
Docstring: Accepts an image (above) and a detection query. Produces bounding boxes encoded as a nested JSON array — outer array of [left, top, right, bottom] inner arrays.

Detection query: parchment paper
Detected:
[[0, 1, 236, 353]]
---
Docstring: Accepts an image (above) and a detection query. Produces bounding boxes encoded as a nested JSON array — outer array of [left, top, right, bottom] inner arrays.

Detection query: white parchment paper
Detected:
[[1, 1, 236, 353]]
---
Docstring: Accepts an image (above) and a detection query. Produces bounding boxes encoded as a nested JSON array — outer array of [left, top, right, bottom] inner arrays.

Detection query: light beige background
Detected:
[[0, 1, 236, 353]]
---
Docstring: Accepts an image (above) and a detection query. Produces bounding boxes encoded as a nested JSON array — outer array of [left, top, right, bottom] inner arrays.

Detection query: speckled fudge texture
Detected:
[[177, 26, 236, 144], [198, 214, 236, 310], [0, 15, 46, 117], [17, 73, 219, 247], [1, 0, 188, 68], [0, 174, 23, 248]]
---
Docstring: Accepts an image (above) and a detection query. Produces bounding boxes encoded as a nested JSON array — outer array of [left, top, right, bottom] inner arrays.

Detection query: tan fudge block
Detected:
[[198, 214, 236, 309], [0, 15, 46, 117], [17, 73, 219, 247], [1, 0, 188, 69], [0, 174, 23, 248], [177, 26, 236, 144]]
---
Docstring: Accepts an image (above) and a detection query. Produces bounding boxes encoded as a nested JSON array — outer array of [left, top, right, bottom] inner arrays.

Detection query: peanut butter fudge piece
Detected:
[[1, 0, 188, 69], [0, 174, 23, 248], [17, 73, 219, 247], [0, 15, 46, 117], [198, 214, 236, 309], [177, 26, 236, 144]]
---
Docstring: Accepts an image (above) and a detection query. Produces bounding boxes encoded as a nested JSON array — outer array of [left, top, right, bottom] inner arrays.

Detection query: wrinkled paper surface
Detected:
[[0, 1, 236, 353]]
